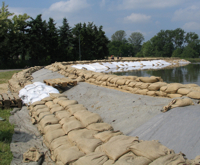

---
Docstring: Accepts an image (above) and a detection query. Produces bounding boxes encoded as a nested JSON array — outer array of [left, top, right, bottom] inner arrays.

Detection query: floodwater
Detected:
[[114, 63, 200, 86]]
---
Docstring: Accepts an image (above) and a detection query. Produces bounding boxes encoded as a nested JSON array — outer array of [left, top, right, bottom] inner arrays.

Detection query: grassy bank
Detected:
[[0, 70, 21, 165]]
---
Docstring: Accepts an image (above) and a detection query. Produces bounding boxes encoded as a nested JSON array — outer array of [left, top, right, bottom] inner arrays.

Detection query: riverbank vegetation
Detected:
[[1, 2, 200, 69]]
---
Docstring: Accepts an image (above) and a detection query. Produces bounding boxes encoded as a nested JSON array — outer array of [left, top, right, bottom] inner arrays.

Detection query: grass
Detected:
[[0, 70, 21, 84], [0, 70, 21, 164], [0, 108, 14, 165]]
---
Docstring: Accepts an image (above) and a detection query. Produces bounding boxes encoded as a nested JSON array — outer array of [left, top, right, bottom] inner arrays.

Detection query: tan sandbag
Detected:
[[146, 91, 156, 96], [73, 152, 108, 165], [116, 79, 127, 85], [149, 153, 186, 165], [96, 75, 104, 81], [53, 144, 75, 160], [135, 82, 143, 88], [100, 135, 139, 161], [53, 97, 68, 104], [162, 98, 194, 112], [84, 73, 94, 80], [58, 100, 78, 108], [55, 111, 71, 120], [33, 105, 47, 111], [50, 136, 71, 151], [190, 155, 200, 164], [184, 84, 199, 88], [140, 83, 151, 89], [49, 93, 66, 99], [101, 82, 107, 86], [23, 147, 42, 163], [102, 159, 114, 165], [43, 124, 62, 134], [136, 76, 160, 83], [50, 106, 64, 114], [177, 88, 192, 95], [115, 153, 151, 165], [40, 115, 59, 128], [94, 131, 123, 142], [167, 94, 182, 98], [155, 91, 167, 97], [130, 140, 174, 161], [165, 83, 185, 94], [37, 112, 52, 122], [62, 119, 84, 134], [124, 76, 138, 81], [68, 106, 87, 115], [68, 129, 101, 154], [45, 128, 65, 144], [87, 123, 113, 132], [31, 101, 45, 107], [160, 85, 168, 92], [109, 77, 119, 84], [148, 82, 167, 91], [59, 116, 76, 125], [34, 108, 50, 117], [101, 75, 110, 81], [41, 97, 53, 102], [135, 89, 148, 95], [187, 91, 200, 99], [121, 86, 133, 92], [57, 146, 85, 165], [50, 104, 61, 109], [74, 110, 103, 127], [107, 82, 118, 88], [45, 101, 55, 108]]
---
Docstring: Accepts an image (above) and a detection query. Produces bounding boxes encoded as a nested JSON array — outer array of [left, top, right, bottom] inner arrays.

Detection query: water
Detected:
[[114, 63, 200, 86]]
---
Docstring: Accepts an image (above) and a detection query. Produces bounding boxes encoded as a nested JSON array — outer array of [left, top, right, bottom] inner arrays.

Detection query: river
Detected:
[[114, 62, 200, 86]]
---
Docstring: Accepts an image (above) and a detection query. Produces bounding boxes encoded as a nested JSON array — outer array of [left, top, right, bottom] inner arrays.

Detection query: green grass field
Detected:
[[0, 70, 21, 165]]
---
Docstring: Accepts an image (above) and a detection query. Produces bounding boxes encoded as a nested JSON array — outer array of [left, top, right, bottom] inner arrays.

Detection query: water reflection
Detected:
[[114, 63, 200, 85]]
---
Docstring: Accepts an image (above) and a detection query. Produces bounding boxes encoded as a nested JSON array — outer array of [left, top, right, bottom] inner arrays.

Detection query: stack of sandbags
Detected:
[[8, 66, 43, 93], [26, 93, 199, 165]]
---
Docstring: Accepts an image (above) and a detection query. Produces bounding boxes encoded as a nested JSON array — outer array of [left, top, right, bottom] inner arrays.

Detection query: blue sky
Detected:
[[3, 0, 200, 41]]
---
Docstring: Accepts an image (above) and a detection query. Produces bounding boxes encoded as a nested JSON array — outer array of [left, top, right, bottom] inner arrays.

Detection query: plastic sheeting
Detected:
[[19, 82, 59, 105], [71, 60, 174, 73]]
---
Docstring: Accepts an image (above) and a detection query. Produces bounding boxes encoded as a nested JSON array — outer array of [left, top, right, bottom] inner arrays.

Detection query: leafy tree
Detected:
[[111, 30, 127, 42], [128, 32, 144, 54]]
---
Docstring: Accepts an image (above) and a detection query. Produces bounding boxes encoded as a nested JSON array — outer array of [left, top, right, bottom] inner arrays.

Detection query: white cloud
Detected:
[[118, 0, 184, 10], [49, 0, 90, 13], [172, 6, 200, 22], [182, 22, 200, 31], [100, 0, 106, 7], [124, 13, 151, 23]]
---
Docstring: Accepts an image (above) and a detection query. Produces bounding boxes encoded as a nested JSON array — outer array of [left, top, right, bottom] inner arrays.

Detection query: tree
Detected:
[[111, 30, 127, 42], [128, 32, 144, 46]]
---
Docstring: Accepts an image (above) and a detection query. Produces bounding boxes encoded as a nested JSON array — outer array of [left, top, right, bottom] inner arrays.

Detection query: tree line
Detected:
[[0, 2, 109, 68]]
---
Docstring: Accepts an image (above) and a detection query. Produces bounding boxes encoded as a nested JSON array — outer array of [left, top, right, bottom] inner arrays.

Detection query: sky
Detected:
[[3, 0, 200, 42]]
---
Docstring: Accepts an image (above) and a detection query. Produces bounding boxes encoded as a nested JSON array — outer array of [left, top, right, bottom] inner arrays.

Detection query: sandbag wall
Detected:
[[28, 93, 199, 165], [45, 62, 200, 101], [8, 66, 43, 93]]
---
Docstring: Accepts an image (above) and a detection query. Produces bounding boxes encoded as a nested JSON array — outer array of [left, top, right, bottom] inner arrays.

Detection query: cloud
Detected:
[[124, 13, 151, 23], [100, 0, 106, 7], [182, 22, 200, 31], [172, 5, 200, 22], [118, 0, 184, 10], [49, 0, 90, 13]]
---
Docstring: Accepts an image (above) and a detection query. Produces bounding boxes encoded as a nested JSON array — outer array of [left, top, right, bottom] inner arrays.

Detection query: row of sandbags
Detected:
[[45, 62, 200, 100], [28, 93, 200, 165], [8, 66, 43, 93]]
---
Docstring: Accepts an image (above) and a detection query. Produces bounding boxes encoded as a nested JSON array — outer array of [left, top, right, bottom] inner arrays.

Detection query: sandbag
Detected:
[[146, 91, 156, 96], [50, 136, 71, 151], [55, 111, 71, 120], [74, 110, 103, 127], [87, 123, 113, 132], [94, 131, 123, 142], [130, 140, 174, 161], [100, 135, 139, 161], [116, 79, 127, 85], [165, 83, 184, 94], [34, 108, 51, 118], [42, 97, 53, 102], [167, 94, 182, 98], [115, 152, 151, 165], [62, 119, 85, 134], [45, 101, 55, 108], [57, 146, 85, 165], [135, 89, 148, 95], [58, 100, 78, 108], [136, 76, 160, 83], [50, 106, 64, 114], [33, 105, 47, 111], [109, 77, 119, 84], [45, 129, 65, 144], [31, 101, 45, 107], [68, 129, 101, 154], [155, 91, 167, 97], [148, 82, 167, 91], [177, 88, 192, 95], [40, 115, 59, 128], [59, 116, 76, 125], [53, 97, 68, 104], [162, 98, 194, 112], [44, 124, 62, 134], [67, 106, 87, 115], [73, 152, 108, 165], [140, 83, 151, 89], [49, 93, 67, 99], [149, 153, 186, 165], [187, 91, 200, 99]]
